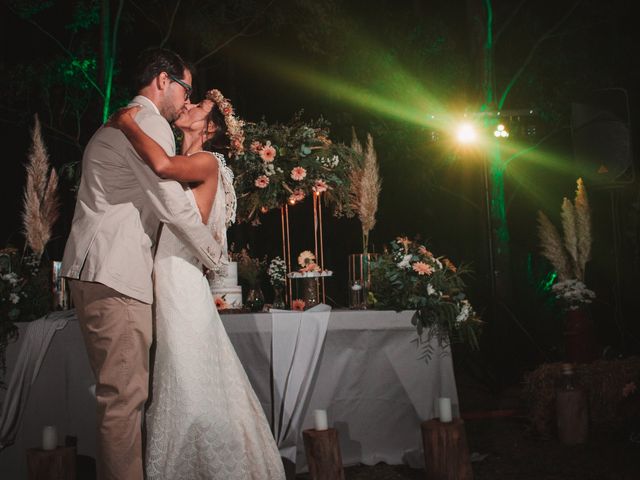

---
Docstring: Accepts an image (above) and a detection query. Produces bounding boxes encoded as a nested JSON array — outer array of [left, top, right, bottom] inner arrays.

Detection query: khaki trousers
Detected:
[[70, 280, 152, 480]]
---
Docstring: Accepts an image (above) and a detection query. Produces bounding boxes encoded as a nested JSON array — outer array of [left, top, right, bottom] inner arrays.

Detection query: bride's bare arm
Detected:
[[108, 106, 217, 183]]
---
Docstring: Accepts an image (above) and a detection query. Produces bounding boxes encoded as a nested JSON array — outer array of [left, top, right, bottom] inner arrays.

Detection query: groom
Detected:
[[61, 48, 222, 480]]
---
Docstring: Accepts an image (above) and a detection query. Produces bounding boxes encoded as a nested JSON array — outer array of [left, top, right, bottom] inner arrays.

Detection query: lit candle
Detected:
[[438, 397, 452, 423], [42, 425, 57, 451], [313, 409, 328, 431]]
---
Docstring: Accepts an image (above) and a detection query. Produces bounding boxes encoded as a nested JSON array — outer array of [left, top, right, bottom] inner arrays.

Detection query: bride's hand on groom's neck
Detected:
[[106, 105, 142, 130]]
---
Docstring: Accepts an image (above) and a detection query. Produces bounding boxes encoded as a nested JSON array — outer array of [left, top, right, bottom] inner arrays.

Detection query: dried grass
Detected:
[[523, 357, 640, 435], [22, 115, 59, 258], [349, 130, 381, 253], [536, 178, 592, 281], [574, 178, 592, 278], [537, 211, 571, 281]]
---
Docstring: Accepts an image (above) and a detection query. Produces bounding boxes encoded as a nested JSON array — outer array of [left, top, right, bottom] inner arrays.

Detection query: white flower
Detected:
[[268, 257, 287, 286], [9, 293, 20, 304], [552, 279, 595, 309], [455, 300, 473, 324], [2, 273, 19, 286], [427, 283, 436, 296], [319, 155, 340, 169], [397, 254, 413, 270], [263, 163, 276, 176]]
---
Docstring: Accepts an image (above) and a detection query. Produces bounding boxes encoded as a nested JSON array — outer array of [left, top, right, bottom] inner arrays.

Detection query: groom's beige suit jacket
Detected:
[[61, 95, 222, 304]]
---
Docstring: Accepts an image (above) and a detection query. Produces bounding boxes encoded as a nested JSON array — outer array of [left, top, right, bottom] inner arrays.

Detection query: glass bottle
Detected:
[[246, 287, 265, 312], [272, 285, 286, 310], [556, 363, 588, 444], [302, 277, 319, 308], [349, 280, 363, 309]]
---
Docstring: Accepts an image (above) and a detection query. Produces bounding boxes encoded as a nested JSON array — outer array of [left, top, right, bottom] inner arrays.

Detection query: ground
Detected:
[[296, 417, 639, 480], [295, 366, 640, 480]]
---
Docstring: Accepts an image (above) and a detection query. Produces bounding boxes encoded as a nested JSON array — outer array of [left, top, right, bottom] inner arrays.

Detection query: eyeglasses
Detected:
[[168, 74, 192, 100]]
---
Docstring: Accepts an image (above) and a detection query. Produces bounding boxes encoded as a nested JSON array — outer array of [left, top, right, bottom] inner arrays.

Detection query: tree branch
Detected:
[[497, 0, 583, 110], [494, 0, 527, 45], [159, 0, 181, 48], [194, 0, 276, 66], [6, 4, 105, 100], [128, 0, 164, 36]]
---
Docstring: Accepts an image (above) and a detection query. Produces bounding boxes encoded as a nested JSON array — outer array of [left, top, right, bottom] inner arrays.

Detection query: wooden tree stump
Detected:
[[421, 418, 473, 480], [27, 446, 76, 480], [302, 428, 345, 480]]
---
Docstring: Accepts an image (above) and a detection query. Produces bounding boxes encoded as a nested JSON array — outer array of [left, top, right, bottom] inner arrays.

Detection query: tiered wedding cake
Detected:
[[210, 261, 243, 309]]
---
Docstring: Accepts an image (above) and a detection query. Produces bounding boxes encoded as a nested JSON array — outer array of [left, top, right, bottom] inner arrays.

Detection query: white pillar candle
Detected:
[[42, 425, 57, 451], [438, 397, 453, 423], [313, 409, 328, 431]]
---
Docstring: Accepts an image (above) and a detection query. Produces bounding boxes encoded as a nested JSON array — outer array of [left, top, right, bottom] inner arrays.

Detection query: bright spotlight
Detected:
[[456, 123, 477, 144], [494, 124, 509, 139]]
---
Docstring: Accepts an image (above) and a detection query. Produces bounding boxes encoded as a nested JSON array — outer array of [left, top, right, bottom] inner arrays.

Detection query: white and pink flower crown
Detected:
[[205, 89, 245, 158]]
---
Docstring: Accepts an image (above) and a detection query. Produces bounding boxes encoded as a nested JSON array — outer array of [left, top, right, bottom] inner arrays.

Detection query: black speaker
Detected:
[[571, 88, 634, 186]]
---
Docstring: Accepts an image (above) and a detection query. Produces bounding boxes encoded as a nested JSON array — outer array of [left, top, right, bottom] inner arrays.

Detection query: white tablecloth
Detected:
[[0, 309, 458, 478]]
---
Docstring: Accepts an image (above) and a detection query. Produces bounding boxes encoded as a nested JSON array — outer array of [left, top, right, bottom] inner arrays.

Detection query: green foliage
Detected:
[[233, 249, 267, 288], [67, 0, 100, 32], [0, 247, 53, 387], [369, 237, 482, 358]]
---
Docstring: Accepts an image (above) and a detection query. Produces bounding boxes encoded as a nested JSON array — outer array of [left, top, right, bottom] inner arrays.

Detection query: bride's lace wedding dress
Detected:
[[145, 152, 285, 480]]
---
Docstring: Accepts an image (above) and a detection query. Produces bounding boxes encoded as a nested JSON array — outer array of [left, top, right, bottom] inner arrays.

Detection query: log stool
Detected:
[[302, 428, 345, 480], [421, 418, 473, 480], [26, 446, 76, 480]]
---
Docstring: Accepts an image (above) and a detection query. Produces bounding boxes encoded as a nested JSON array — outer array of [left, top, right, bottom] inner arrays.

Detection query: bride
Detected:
[[108, 90, 285, 480]]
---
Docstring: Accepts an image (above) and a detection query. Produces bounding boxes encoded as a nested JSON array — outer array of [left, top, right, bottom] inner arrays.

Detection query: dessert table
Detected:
[[0, 308, 458, 478]]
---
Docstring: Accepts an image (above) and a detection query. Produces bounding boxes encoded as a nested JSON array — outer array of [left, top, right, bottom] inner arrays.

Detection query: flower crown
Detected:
[[205, 89, 245, 158]]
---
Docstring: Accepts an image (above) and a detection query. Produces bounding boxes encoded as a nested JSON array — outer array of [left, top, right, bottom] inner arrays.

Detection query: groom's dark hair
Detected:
[[132, 48, 194, 92]]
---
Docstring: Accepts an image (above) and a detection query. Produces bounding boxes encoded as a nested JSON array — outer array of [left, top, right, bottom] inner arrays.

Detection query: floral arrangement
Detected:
[[287, 250, 332, 278], [537, 178, 594, 311], [232, 111, 356, 223], [369, 237, 482, 357], [267, 256, 287, 287]]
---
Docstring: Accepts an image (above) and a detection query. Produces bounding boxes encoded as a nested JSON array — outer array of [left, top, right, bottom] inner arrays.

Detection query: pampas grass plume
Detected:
[[537, 211, 571, 281], [22, 114, 59, 259]]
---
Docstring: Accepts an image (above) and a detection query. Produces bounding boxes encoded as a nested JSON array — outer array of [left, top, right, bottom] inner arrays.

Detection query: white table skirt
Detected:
[[0, 309, 458, 477]]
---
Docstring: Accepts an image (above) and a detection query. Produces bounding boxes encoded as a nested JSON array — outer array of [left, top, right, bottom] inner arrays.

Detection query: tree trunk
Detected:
[[421, 418, 474, 480], [302, 428, 345, 480], [27, 447, 77, 480]]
